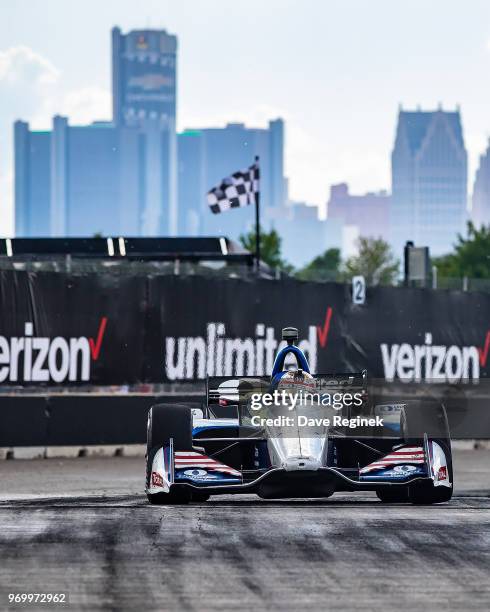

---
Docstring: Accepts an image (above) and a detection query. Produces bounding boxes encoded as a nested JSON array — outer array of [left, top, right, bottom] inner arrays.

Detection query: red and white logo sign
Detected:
[[437, 466, 448, 482], [0, 318, 107, 384], [151, 472, 163, 487]]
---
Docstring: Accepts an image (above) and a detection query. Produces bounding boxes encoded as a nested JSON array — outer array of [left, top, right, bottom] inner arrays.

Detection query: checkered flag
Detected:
[[207, 160, 260, 214]]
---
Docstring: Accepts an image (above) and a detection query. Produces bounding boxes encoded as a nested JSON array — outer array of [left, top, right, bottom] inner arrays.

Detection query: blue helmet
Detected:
[[271, 327, 311, 388]]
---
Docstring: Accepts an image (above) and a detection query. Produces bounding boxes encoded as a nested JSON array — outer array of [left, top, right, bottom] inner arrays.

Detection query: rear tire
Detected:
[[400, 401, 453, 505], [146, 404, 193, 505]]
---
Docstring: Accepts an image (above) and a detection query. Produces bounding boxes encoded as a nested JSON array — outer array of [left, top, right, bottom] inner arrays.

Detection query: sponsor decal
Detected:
[[151, 471, 163, 487], [392, 465, 417, 473], [437, 466, 448, 482], [181, 469, 218, 482], [164, 323, 318, 380], [361, 463, 425, 480], [479, 331, 490, 367], [0, 318, 107, 384], [360, 446, 425, 474], [317, 307, 333, 349], [380, 332, 482, 382], [174, 452, 241, 477], [128, 74, 174, 90], [183, 469, 208, 477]]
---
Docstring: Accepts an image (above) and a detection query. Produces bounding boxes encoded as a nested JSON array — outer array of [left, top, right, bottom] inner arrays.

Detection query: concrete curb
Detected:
[[0, 444, 146, 460]]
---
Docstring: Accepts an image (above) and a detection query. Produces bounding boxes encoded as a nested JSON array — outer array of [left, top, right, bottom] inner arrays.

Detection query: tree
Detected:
[[342, 237, 399, 286], [296, 248, 341, 281], [432, 222, 490, 279], [239, 225, 292, 271]]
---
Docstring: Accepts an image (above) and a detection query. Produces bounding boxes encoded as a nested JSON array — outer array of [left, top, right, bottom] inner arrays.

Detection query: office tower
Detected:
[[112, 28, 177, 127], [177, 120, 286, 238], [327, 183, 391, 240], [273, 201, 343, 268], [112, 27, 178, 235], [15, 117, 143, 236], [472, 140, 490, 227], [14, 121, 51, 236], [391, 108, 467, 256]]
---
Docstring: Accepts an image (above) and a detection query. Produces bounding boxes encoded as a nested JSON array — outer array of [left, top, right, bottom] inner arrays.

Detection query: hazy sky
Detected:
[[1, 0, 490, 235]]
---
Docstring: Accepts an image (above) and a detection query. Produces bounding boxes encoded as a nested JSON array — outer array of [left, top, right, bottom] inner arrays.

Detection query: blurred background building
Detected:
[[178, 120, 286, 239], [273, 201, 342, 268], [391, 108, 468, 255], [472, 139, 490, 228], [14, 27, 487, 268], [327, 183, 391, 240], [14, 26, 287, 242]]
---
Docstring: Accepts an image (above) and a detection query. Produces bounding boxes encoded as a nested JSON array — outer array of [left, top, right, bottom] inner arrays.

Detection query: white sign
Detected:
[[352, 276, 366, 305]]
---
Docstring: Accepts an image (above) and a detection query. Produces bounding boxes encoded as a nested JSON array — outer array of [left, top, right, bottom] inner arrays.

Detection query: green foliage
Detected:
[[432, 222, 490, 279], [239, 225, 293, 271], [296, 248, 341, 281], [342, 237, 399, 286]]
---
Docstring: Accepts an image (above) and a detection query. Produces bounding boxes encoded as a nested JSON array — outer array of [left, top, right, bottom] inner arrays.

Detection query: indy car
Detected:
[[146, 327, 453, 505]]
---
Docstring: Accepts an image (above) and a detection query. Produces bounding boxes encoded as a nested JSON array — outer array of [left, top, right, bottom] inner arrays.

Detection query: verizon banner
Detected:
[[0, 270, 147, 386], [0, 271, 489, 386]]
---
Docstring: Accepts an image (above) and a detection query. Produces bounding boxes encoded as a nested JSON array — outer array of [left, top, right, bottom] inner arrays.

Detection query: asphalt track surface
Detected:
[[0, 451, 489, 611]]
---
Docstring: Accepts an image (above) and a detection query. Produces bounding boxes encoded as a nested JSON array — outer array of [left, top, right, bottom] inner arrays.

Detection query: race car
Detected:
[[146, 327, 453, 505]]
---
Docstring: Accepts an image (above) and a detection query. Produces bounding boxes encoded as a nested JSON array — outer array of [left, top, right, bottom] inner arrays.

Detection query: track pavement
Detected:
[[0, 451, 489, 611]]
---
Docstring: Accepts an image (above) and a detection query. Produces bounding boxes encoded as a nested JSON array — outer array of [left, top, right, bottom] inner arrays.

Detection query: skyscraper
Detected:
[[472, 139, 490, 228], [112, 27, 178, 235], [327, 183, 391, 240], [112, 27, 177, 127], [14, 121, 51, 236], [391, 108, 467, 256], [15, 117, 144, 237], [177, 120, 286, 238]]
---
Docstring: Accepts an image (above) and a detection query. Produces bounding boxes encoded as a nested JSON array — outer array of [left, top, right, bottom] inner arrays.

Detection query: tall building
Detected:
[[112, 27, 178, 235], [14, 122, 51, 236], [177, 120, 286, 238], [391, 108, 468, 256], [274, 201, 343, 268], [112, 28, 177, 127], [15, 27, 178, 237], [327, 183, 391, 240], [472, 139, 490, 228], [15, 117, 144, 236]]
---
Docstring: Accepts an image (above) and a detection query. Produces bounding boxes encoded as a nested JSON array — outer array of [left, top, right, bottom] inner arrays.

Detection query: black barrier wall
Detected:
[[0, 395, 198, 447], [0, 270, 489, 385], [0, 391, 488, 446], [0, 270, 489, 442]]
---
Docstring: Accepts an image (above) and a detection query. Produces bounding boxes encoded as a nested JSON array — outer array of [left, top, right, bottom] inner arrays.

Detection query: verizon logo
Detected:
[[0, 319, 107, 383], [165, 323, 318, 380], [381, 333, 481, 382]]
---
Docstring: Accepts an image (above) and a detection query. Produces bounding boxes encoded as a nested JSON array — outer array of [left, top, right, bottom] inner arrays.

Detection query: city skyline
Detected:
[[14, 27, 288, 242], [2, 0, 490, 237]]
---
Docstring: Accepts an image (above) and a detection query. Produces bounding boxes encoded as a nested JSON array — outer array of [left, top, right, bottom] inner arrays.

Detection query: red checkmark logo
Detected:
[[89, 317, 108, 361], [317, 307, 333, 348], [479, 330, 490, 367]]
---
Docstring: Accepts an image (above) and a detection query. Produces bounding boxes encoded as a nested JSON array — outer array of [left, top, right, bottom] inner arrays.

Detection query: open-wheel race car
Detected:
[[146, 327, 453, 505]]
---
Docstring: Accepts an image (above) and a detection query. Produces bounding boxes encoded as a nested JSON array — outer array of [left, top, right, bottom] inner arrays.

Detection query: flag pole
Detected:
[[254, 156, 260, 272]]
